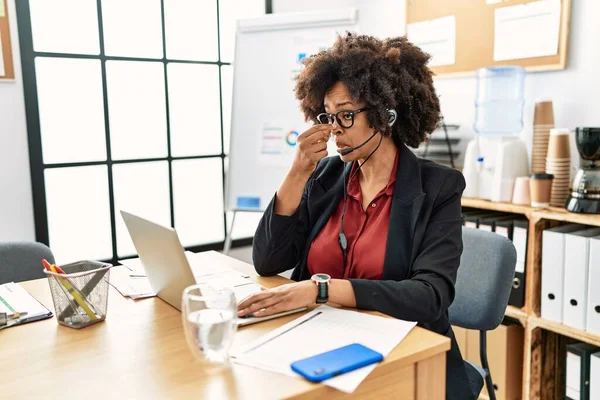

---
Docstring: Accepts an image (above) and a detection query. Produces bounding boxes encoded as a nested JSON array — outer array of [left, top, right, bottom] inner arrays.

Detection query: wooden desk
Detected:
[[0, 251, 449, 399]]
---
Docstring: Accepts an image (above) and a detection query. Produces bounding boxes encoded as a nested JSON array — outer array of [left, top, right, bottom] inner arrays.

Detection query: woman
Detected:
[[237, 33, 479, 399]]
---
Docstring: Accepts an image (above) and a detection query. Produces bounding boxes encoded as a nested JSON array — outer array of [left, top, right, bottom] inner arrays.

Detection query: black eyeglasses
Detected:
[[316, 107, 369, 129]]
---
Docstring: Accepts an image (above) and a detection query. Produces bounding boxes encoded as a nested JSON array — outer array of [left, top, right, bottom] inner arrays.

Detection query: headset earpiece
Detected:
[[387, 109, 398, 127]]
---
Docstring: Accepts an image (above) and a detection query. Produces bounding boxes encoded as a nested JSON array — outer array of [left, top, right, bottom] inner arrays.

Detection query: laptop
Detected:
[[120, 210, 306, 326]]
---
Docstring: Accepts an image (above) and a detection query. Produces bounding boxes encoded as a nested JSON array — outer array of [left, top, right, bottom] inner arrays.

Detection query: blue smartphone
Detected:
[[290, 343, 383, 382]]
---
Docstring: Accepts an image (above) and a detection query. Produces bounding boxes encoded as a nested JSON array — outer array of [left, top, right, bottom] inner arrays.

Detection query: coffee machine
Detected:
[[566, 127, 600, 213]]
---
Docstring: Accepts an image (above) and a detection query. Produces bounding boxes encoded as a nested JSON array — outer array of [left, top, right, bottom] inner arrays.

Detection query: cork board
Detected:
[[0, 0, 15, 80], [406, 0, 572, 77]]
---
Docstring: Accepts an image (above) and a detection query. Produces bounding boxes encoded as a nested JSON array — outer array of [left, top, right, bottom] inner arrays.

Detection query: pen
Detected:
[[58, 264, 110, 321], [43, 259, 98, 321], [0, 311, 28, 327]]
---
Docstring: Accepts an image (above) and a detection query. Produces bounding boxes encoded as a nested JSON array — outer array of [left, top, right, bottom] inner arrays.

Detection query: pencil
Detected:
[[43, 259, 98, 321]]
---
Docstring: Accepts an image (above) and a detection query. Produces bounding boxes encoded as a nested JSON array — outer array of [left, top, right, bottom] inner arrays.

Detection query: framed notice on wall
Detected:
[[0, 0, 15, 80]]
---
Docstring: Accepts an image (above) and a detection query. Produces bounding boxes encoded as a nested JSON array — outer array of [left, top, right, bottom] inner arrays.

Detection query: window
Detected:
[[17, 0, 268, 264]]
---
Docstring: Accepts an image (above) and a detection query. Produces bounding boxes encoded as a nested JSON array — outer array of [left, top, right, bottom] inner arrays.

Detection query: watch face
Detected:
[[312, 273, 331, 283]]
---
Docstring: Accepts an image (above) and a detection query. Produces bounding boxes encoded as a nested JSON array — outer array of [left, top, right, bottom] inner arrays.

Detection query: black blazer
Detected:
[[252, 143, 476, 399]]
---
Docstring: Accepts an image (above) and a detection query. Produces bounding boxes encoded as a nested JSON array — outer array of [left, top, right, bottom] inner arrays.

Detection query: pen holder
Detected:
[[44, 260, 112, 329]]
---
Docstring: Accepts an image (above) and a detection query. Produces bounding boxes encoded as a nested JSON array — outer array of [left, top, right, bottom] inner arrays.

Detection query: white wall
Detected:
[[0, 0, 35, 242], [274, 0, 599, 170], [273, 0, 406, 38]]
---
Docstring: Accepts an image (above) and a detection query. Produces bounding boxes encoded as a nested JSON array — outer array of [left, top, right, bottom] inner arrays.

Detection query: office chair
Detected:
[[0, 242, 55, 284], [449, 227, 517, 400]]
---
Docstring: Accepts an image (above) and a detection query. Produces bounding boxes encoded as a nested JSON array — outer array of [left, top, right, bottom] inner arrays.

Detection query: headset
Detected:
[[338, 109, 398, 268]]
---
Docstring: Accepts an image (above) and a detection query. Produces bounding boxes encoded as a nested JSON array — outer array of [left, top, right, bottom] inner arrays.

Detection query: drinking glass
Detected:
[[182, 284, 237, 366]]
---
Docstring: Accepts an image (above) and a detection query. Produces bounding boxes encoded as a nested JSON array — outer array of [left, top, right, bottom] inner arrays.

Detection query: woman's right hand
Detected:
[[290, 125, 332, 176]]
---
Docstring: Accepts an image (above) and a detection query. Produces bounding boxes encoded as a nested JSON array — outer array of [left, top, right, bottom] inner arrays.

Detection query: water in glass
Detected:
[[182, 284, 237, 365]]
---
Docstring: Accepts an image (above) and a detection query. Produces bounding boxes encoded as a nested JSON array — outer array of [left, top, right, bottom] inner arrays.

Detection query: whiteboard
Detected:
[[225, 9, 359, 212]]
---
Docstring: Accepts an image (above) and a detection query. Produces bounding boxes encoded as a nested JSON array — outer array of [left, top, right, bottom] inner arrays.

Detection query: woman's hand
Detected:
[[237, 281, 318, 318], [290, 125, 332, 176]]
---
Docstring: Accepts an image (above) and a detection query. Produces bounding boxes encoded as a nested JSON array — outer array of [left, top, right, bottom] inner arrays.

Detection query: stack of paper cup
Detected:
[[545, 128, 571, 207], [532, 100, 555, 173]]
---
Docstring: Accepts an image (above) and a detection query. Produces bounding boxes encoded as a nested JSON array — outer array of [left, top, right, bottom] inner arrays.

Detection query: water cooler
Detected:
[[462, 67, 530, 202]]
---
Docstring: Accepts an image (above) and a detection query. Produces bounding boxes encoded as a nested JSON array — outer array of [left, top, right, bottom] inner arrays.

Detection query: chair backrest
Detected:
[[0, 242, 55, 284], [449, 227, 517, 331]]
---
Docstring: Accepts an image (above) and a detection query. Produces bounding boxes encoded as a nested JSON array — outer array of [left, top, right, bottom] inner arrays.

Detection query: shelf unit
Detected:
[[461, 197, 600, 400], [530, 316, 600, 348]]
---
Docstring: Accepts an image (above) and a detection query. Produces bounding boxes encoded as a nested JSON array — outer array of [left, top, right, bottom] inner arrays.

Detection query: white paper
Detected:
[[232, 305, 416, 393], [495, 226, 509, 238], [109, 265, 156, 299], [407, 16, 456, 67], [513, 226, 528, 274], [591, 352, 600, 400], [118, 252, 243, 278], [494, 0, 561, 61], [0, 32, 5, 77], [0, 282, 52, 328], [0, 0, 4, 17], [118, 257, 146, 276], [566, 351, 581, 400], [479, 224, 493, 232], [110, 253, 259, 301]]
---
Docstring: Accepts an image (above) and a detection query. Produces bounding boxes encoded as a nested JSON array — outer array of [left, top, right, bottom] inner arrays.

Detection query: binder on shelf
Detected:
[[479, 214, 518, 234], [586, 235, 600, 335], [591, 351, 600, 400], [462, 211, 500, 229], [541, 224, 586, 324], [563, 228, 600, 331], [566, 343, 599, 400], [495, 219, 514, 239], [460, 209, 479, 228], [477, 214, 496, 232], [461, 210, 486, 228], [509, 218, 528, 308]]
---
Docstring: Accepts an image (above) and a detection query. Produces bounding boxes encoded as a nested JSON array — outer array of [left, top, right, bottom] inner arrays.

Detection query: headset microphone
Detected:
[[340, 131, 378, 156], [339, 109, 398, 156]]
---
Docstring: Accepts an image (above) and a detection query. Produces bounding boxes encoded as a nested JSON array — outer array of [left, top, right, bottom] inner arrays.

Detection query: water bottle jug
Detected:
[[474, 66, 526, 136]]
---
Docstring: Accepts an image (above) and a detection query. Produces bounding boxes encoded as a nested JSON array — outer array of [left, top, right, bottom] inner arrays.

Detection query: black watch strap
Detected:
[[316, 281, 328, 304]]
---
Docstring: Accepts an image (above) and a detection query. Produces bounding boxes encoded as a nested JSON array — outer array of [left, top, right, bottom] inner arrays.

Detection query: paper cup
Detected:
[[529, 173, 554, 207], [512, 177, 531, 205], [547, 129, 571, 158], [534, 101, 555, 126]]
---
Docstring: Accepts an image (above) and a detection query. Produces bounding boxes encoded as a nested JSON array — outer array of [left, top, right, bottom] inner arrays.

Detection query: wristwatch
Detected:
[[311, 273, 331, 304]]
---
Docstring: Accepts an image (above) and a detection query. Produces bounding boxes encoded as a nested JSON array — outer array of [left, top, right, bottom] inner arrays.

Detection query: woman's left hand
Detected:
[[237, 280, 317, 318]]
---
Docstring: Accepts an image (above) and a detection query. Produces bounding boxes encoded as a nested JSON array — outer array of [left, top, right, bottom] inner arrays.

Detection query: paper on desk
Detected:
[[231, 305, 417, 393], [0, 282, 52, 329], [119, 252, 196, 277], [110, 253, 259, 301], [494, 0, 561, 61], [109, 266, 156, 299], [118, 257, 146, 276], [118, 252, 244, 278]]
